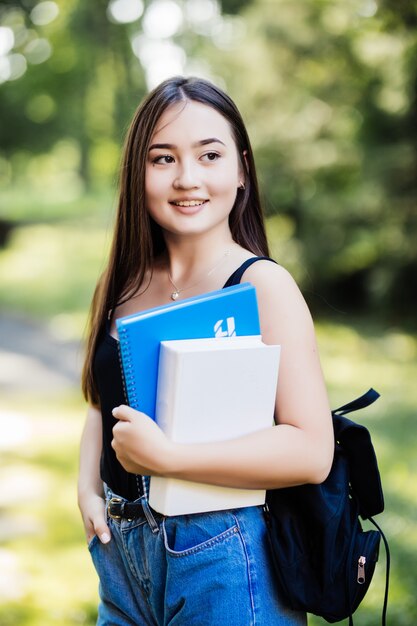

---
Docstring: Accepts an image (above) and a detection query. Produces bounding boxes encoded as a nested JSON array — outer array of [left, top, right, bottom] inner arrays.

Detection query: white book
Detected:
[[149, 336, 280, 516]]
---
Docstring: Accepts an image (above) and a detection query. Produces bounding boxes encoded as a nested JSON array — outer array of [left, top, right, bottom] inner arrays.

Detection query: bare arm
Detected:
[[112, 263, 334, 489], [78, 406, 111, 543]]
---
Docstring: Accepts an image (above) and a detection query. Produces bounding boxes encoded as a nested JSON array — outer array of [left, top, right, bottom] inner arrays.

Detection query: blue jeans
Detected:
[[88, 488, 306, 626]]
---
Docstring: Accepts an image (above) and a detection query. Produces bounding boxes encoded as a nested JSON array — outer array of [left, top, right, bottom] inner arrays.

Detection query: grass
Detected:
[[0, 393, 98, 626], [0, 187, 117, 224]]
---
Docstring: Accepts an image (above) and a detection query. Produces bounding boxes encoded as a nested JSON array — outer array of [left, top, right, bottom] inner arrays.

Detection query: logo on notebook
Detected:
[[214, 317, 236, 337]]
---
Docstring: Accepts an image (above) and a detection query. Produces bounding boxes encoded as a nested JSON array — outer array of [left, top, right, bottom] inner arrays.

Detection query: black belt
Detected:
[[107, 497, 146, 521]]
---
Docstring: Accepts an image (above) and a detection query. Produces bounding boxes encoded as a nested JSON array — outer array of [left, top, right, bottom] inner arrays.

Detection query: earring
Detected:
[[239, 181, 245, 190]]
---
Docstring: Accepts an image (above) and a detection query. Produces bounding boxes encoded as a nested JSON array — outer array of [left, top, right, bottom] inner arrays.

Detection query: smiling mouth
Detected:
[[170, 200, 208, 207]]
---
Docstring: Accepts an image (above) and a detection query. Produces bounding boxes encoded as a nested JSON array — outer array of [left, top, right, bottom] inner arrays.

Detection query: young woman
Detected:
[[79, 76, 334, 626]]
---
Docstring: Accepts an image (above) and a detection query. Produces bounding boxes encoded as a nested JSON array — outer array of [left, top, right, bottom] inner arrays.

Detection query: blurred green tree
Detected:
[[0, 0, 416, 322], [0, 0, 146, 190], [201, 0, 417, 322]]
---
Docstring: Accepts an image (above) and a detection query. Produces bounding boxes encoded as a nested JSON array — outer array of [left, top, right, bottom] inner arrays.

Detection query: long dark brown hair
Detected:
[[82, 76, 269, 405]]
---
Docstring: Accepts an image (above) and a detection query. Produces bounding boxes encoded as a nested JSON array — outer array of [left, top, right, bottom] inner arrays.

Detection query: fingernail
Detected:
[[112, 408, 118, 417], [100, 532, 111, 544]]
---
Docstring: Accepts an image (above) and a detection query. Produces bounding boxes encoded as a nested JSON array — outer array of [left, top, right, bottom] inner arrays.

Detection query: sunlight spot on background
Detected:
[[377, 85, 408, 115], [145, 54, 185, 88], [0, 549, 27, 601], [0, 56, 11, 83], [12, 24, 30, 47], [353, 33, 405, 67], [321, 6, 351, 35], [292, 140, 339, 169], [185, 0, 220, 34], [0, 469, 47, 500], [25, 38, 52, 64], [0, 411, 32, 450], [21, 27, 39, 47], [357, 0, 378, 18], [107, 0, 144, 24], [25, 93, 56, 123], [304, 99, 333, 128], [30, 1, 60, 26], [6, 53, 27, 80], [143, 0, 183, 39], [0, 26, 14, 56], [131, 35, 186, 88], [211, 15, 246, 50], [185, 0, 219, 24]]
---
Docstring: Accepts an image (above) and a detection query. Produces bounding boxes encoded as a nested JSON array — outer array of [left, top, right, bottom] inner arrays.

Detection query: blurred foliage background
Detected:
[[0, 0, 416, 624]]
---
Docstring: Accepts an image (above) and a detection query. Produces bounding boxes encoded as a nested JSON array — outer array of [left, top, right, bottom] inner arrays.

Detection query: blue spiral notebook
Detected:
[[116, 282, 260, 420]]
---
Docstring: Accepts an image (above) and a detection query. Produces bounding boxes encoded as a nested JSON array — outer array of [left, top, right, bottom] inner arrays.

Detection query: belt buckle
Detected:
[[108, 497, 123, 520]]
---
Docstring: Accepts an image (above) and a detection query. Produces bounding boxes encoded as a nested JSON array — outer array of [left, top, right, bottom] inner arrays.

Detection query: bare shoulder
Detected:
[[242, 260, 304, 302], [242, 259, 314, 339]]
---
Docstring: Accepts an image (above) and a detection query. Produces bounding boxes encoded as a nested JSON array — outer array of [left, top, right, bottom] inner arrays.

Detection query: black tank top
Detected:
[[93, 256, 275, 500]]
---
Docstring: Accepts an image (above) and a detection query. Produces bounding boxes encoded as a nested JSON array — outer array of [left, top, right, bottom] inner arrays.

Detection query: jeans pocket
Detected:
[[88, 534, 99, 552], [162, 509, 239, 557]]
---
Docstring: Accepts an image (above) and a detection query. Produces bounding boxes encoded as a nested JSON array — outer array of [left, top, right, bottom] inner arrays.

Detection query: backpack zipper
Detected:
[[357, 556, 366, 584]]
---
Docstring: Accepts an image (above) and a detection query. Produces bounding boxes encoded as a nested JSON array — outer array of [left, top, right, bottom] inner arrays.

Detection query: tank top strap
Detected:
[[223, 256, 277, 288]]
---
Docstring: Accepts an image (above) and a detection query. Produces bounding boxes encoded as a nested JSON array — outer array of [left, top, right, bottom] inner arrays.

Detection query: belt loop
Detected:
[[140, 475, 159, 533], [141, 496, 160, 534], [141, 476, 159, 534]]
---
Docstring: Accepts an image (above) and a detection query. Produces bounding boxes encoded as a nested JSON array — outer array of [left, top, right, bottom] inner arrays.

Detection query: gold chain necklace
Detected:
[[167, 249, 231, 301]]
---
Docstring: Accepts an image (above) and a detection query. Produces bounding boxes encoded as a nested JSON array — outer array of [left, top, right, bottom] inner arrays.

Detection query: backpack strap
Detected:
[[333, 388, 380, 415], [369, 516, 391, 626], [332, 389, 384, 519], [223, 256, 277, 288]]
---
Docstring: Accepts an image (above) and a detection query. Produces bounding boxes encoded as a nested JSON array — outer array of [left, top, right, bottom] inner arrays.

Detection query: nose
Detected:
[[173, 160, 200, 190]]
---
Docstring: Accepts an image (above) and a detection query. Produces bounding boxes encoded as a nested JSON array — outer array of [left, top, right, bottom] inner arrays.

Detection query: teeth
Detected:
[[172, 200, 206, 207]]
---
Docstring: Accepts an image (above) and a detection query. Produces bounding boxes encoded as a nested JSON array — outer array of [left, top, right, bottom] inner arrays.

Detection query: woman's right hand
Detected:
[[78, 407, 110, 545], [78, 491, 111, 545]]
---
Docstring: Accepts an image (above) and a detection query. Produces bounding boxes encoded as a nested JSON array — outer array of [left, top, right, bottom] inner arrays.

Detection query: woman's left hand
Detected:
[[111, 405, 174, 475]]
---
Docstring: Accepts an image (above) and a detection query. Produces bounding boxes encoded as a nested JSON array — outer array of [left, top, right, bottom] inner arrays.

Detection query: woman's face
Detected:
[[145, 100, 243, 240]]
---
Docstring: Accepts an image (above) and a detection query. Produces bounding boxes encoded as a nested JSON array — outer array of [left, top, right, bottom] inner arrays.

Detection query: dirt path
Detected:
[[0, 314, 84, 599], [0, 313, 82, 394]]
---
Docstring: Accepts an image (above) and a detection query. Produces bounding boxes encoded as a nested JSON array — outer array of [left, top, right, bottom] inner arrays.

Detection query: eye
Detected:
[[201, 152, 220, 162], [152, 154, 175, 164]]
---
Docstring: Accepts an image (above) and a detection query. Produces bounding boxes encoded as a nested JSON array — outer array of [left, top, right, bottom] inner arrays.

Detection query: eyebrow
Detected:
[[148, 137, 226, 151]]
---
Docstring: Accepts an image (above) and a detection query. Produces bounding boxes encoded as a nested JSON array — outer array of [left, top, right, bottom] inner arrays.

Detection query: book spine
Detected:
[[117, 325, 139, 410], [156, 345, 180, 439]]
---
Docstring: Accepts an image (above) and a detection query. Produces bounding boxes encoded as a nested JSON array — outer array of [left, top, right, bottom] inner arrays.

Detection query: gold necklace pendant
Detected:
[[167, 249, 231, 302]]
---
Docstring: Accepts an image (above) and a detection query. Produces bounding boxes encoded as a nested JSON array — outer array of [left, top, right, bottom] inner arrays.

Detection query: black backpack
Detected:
[[264, 389, 390, 625]]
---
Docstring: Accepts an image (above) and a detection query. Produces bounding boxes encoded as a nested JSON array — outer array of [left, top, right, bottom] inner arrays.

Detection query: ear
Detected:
[[237, 150, 249, 189]]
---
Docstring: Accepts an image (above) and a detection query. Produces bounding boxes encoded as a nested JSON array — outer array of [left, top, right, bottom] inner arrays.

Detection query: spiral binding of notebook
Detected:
[[116, 325, 147, 498], [117, 325, 140, 410]]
